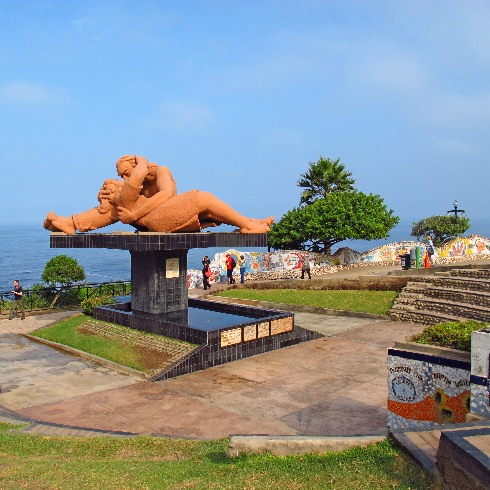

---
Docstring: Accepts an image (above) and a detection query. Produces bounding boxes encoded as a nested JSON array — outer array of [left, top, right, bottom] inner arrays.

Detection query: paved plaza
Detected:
[[0, 310, 426, 439]]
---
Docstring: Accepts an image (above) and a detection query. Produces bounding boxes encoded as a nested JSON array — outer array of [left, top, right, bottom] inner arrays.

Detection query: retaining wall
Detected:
[[187, 234, 490, 288]]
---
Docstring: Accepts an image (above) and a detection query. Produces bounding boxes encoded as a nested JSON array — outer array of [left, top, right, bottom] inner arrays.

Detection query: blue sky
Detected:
[[1, 0, 489, 238]]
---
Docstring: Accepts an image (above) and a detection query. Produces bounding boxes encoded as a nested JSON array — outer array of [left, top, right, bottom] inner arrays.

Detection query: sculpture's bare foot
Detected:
[[250, 216, 274, 226], [43, 218, 58, 232], [239, 221, 271, 234], [45, 212, 76, 234]]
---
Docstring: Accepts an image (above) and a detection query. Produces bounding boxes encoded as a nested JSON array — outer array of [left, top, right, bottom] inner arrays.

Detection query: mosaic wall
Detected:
[[185, 234, 490, 288], [387, 349, 471, 430], [470, 378, 490, 417]]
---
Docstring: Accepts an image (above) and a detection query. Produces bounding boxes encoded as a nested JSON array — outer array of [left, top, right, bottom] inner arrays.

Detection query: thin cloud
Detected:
[[0, 81, 68, 105], [359, 51, 429, 95], [433, 137, 483, 156], [145, 100, 214, 131], [414, 92, 490, 129], [224, 54, 317, 91], [262, 128, 311, 150]]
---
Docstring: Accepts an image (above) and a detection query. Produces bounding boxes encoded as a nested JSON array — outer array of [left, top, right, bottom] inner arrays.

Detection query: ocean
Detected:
[[0, 224, 268, 293], [1, 219, 488, 293]]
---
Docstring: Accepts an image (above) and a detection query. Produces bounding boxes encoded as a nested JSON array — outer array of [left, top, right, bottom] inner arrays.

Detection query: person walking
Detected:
[[239, 255, 246, 284], [226, 254, 236, 284], [202, 255, 211, 290], [425, 235, 437, 265], [301, 253, 311, 279], [9, 280, 25, 320]]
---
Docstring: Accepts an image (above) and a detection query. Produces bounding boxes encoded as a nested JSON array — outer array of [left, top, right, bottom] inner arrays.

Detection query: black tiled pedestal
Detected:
[[49, 231, 321, 380], [50, 231, 267, 315]]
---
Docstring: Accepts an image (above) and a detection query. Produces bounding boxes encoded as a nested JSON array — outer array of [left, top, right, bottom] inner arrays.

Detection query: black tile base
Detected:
[[151, 325, 322, 381], [93, 298, 322, 380]]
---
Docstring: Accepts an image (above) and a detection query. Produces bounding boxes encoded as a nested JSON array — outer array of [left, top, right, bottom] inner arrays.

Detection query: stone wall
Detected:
[[186, 234, 490, 289]]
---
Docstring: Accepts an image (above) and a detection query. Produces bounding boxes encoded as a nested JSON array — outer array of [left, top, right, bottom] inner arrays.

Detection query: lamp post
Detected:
[[446, 200, 467, 218]]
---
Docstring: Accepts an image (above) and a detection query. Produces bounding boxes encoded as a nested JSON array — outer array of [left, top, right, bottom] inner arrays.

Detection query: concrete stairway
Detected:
[[389, 268, 490, 325], [391, 419, 490, 486]]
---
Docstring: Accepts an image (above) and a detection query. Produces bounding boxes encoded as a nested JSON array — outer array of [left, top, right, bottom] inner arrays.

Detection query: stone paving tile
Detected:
[[17, 382, 291, 439], [6, 317, 429, 440], [281, 397, 388, 436], [0, 333, 140, 410], [466, 434, 490, 455], [419, 431, 440, 448], [392, 421, 490, 475], [406, 432, 437, 449]]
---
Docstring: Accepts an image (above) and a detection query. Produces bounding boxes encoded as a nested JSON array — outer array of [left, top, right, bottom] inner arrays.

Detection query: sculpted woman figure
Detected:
[[44, 155, 274, 234]]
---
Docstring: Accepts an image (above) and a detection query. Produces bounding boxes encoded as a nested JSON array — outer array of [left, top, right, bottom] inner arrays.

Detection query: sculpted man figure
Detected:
[[44, 155, 274, 234]]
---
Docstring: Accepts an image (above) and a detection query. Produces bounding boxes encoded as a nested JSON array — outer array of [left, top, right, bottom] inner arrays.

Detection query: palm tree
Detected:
[[297, 157, 355, 205]]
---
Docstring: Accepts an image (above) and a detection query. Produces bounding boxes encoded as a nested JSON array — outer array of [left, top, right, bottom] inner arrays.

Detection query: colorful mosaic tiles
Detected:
[[470, 377, 490, 417], [387, 349, 471, 430], [186, 234, 490, 288]]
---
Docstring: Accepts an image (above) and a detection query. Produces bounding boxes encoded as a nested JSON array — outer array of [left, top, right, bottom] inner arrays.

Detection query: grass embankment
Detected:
[[216, 289, 398, 316], [29, 315, 196, 374], [409, 320, 485, 351], [0, 423, 438, 489]]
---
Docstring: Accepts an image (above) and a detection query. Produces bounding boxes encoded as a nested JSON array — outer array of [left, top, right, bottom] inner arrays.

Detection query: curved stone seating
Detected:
[[390, 269, 490, 325]]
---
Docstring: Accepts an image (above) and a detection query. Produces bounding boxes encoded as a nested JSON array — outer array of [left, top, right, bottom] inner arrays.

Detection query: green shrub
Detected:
[[80, 296, 116, 315], [222, 277, 409, 292], [408, 320, 485, 351], [0, 299, 12, 314], [42, 255, 86, 286]]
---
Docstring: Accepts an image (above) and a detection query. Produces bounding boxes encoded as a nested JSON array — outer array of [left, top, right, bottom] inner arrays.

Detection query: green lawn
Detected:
[[29, 315, 196, 374], [0, 423, 438, 489], [216, 289, 398, 316]]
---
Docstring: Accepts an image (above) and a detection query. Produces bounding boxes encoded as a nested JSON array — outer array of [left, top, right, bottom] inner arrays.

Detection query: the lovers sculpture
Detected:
[[43, 155, 274, 234]]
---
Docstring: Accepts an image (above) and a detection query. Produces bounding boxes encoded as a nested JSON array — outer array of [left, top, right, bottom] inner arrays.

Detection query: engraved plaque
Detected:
[[166, 258, 180, 278], [244, 325, 256, 341], [257, 322, 269, 338], [221, 328, 242, 347], [271, 317, 293, 335]]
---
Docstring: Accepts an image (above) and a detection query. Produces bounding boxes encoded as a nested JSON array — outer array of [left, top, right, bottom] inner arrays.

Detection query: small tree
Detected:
[[268, 191, 399, 254], [42, 255, 86, 286], [42, 255, 85, 307], [297, 156, 355, 205], [411, 215, 471, 247]]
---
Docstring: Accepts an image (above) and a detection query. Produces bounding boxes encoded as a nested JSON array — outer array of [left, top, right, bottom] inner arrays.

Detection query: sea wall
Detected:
[[186, 234, 490, 288]]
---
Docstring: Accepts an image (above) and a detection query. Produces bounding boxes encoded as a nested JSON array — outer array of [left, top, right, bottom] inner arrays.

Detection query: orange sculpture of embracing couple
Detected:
[[44, 155, 274, 235]]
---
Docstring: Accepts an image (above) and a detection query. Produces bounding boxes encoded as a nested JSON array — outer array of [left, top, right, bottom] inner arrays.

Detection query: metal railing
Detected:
[[0, 281, 132, 314]]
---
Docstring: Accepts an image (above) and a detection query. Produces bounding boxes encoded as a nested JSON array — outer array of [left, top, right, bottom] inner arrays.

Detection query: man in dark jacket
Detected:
[[9, 280, 25, 320]]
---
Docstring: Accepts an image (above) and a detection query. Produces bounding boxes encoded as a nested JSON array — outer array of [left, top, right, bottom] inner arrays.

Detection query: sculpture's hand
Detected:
[[135, 155, 149, 166], [116, 206, 136, 224], [98, 188, 112, 200]]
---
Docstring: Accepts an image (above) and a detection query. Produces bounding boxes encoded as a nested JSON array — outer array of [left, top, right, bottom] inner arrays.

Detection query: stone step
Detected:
[[431, 276, 490, 293], [408, 276, 439, 284], [450, 269, 490, 280], [405, 282, 433, 293], [414, 298, 490, 323], [390, 420, 490, 477], [389, 308, 473, 325], [390, 304, 413, 312], [397, 291, 425, 300], [424, 286, 490, 309]]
